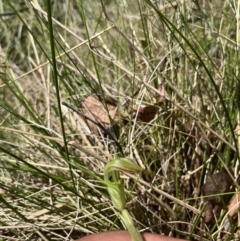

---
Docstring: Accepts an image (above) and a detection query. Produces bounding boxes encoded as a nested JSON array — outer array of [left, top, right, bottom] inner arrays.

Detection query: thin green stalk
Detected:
[[120, 209, 143, 241], [45, 0, 76, 191]]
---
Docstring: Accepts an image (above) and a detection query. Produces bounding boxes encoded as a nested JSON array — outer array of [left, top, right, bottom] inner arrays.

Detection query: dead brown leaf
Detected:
[[133, 85, 167, 123], [80, 94, 119, 135], [201, 169, 234, 225], [133, 105, 157, 123]]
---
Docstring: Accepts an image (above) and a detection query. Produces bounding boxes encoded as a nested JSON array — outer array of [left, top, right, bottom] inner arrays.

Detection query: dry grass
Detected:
[[0, 0, 240, 240]]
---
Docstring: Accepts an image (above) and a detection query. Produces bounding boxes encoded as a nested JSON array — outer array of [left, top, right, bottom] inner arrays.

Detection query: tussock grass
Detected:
[[0, 0, 239, 240]]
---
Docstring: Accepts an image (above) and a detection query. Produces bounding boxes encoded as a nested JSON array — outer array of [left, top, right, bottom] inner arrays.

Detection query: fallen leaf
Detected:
[[201, 169, 234, 224], [133, 105, 157, 123], [80, 94, 119, 135], [133, 85, 167, 122]]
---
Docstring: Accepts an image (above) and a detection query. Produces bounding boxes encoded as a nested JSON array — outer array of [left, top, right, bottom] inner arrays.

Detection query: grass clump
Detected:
[[0, 0, 239, 240]]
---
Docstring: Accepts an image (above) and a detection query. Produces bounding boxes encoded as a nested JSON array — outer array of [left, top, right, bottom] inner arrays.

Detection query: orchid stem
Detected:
[[120, 209, 143, 241]]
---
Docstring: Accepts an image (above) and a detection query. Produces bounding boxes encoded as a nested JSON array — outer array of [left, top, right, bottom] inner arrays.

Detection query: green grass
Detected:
[[0, 0, 239, 240]]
